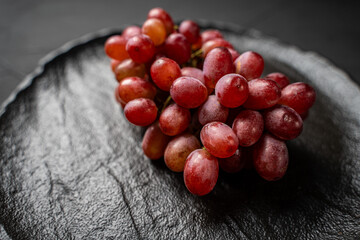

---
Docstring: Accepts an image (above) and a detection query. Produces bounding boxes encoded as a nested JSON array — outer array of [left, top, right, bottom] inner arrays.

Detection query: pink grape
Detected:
[[243, 78, 281, 109], [159, 103, 191, 136], [232, 110, 264, 147], [234, 51, 264, 81], [142, 122, 171, 160], [198, 95, 229, 125], [215, 73, 249, 108], [124, 98, 157, 126]]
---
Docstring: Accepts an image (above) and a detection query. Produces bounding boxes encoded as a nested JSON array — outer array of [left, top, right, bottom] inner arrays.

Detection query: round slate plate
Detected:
[[0, 22, 359, 239]]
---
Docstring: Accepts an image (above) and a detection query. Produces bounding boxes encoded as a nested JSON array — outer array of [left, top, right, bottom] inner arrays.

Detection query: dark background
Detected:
[[0, 0, 360, 105]]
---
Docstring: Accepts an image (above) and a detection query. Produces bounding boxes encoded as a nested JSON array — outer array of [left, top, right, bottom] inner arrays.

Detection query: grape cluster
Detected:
[[105, 8, 316, 196]]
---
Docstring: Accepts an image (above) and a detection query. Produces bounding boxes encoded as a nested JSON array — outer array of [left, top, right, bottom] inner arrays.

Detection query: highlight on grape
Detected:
[[105, 7, 316, 196]]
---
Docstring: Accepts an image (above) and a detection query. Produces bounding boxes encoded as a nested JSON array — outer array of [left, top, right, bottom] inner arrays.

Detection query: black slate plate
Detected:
[[1, 22, 359, 239]]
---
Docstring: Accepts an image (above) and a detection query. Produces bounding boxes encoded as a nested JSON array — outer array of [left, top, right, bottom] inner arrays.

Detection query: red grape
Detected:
[[115, 59, 146, 82], [179, 20, 200, 44], [142, 122, 171, 160], [126, 34, 155, 63], [218, 147, 248, 173], [278, 82, 316, 114], [232, 110, 264, 147], [104, 35, 129, 61], [203, 47, 234, 89], [215, 73, 249, 108], [183, 149, 219, 196], [165, 33, 191, 65], [266, 72, 290, 89], [200, 122, 239, 158], [122, 25, 142, 40], [110, 59, 121, 72], [117, 77, 157, 103], [150, 57, 181, 91], [124, 98, 157, 126], [159, 103, 191, 136], [114, 87, 126, 108], [170, 76, 208, 109], [243, 78, 281, 109], [198, 95, 229, 125], [264, 105, 303, 140], [147, 7, 174, 35], [201, 38, 233, 57], [164, 133, 201, 172], [201, 29, 223, 43], [142, 18, 167, 46], [228, 48, 240, 62], [253, 133, 289, 181], [234, 51, 264, 81], [181, 67, 213, 94]]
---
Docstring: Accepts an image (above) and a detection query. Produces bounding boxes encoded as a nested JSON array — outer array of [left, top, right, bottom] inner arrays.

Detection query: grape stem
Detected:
[[161, 95, 172, 113], [191, 49, 203, 59]]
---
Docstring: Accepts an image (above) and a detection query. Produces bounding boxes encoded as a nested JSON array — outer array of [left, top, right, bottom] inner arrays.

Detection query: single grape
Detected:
[[243, 78, 281, 109], [126, 34, 155, 63], [218, 147, 248, 173], [215, 73, 249, 108], [124, 98, 157, 126], [159, 103, 191, 136], [264, 105, 303, 140], [198, 95, 229, 125], [278, 82, 316, 114], [122, 25, 142, 40], [114, 87, 126, 108], [183, 149, 219, 196], [115, 59, 146, 82], [164, 133, 201, 172], [253, 133, 289, 181], [117, 77, 157, 103], [147, 7, 174, 35], [150, 57, 181, 91], [165, 33, 191, 65], [179, 20, 200, 44], [234, 51, 264, 81], [201, 38, 233, 57], [232, 110, 264, 147], [142, 18, 167, 46], [170, 76, 208, 109], [266, 72, 290, 89], [203, 47, 234, 89], [201, 29, 223, 43], [104, 35, 129, 61], [200, 122, 239, 158], [142, 122, 171, 160], [110, 59, 121, 73]]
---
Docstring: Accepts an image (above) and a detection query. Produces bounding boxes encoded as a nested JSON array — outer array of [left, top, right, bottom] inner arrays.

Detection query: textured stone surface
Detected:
[[0, 24, 359, 239]]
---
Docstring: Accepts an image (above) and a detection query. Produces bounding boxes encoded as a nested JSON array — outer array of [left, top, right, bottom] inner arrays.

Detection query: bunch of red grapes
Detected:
[[104, 8, 316, 196]]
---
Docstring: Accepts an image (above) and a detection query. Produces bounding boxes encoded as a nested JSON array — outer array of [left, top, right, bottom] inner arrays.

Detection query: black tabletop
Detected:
[[1, 1, 360, 239]]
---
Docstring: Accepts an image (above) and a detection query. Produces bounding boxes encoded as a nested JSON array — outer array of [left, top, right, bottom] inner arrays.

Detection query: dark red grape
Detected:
[[234, 51, 264, 81], [165, 33, 191, 65], [142, 18, 166, 46], [115, 59, 146, 82], [164, 133, 201, 172], [170, 76, 208, 108], [200, 122, 239, 158], [179, 20, 200, 44], [183, 149, 219, 196], [218, 147, 248, 173], [104, 35, 129, 61], [228, 48, 240, 62], [126, 34, 155, 63], [253, 133, 288, 181], [117, 77, 157, 103], [201, 38, 233, 57], [147, 7, 174, 35], [278, 82, 316, 114], [243, 78, 281, 109], [232, 110, 264, 147], [215, 73, 249, 108], [124, 98, 157, 126], [150, 57, 181, 91], [266, 72, 290, 89], [264, 105, 303, 140], [203, 47, 234, 89], [159, 103, 191, 136], [201, 29, 223, 43], [122, 25, 142, 40], [198, 95, 229, 125], [142, 122, 171, 160]]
